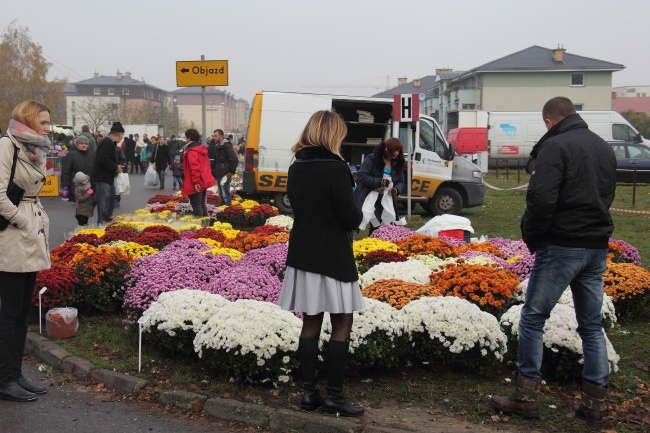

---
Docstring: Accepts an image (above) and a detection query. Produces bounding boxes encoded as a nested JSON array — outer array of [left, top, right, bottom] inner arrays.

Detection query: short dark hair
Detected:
[[215, 129, 224, 136], [82, 125, 90, 132], [542, 97, 576, 122], [185, 128, 201, 142], [171, 135, 176, 139]]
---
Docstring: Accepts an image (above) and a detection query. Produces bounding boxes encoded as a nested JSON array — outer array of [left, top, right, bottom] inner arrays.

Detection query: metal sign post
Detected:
[[38, 287, 47, 334], [393, 93, 420, 220], [137, 316, 149, 373]]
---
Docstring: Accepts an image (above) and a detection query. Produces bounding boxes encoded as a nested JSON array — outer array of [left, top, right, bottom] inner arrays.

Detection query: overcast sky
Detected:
[[3, 0, 647, 103]]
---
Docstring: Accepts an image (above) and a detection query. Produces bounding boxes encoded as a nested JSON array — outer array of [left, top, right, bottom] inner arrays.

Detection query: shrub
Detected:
[[603, 261, 650, 320], [396, 235, 457, 258], [401, 296, 508, 373], [32, 263, 79, 309], [358, 249, 408, 274]]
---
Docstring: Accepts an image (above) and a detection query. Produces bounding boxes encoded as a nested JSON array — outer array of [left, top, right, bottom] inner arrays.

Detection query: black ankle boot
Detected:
[[0, 380, 38, 402], [16, 375, 47, 394], [322, 340, 364, 417], [298, 336, 322, 411]]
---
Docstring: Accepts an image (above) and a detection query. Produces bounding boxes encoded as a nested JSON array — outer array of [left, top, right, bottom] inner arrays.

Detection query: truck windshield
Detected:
[[419, 118, 448, 159]]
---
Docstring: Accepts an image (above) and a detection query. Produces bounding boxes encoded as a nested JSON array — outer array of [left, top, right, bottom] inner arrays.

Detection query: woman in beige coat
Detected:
[[0, 100, 51, 402]]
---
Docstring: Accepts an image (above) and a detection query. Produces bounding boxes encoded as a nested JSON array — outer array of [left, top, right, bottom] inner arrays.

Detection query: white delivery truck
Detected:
[[241, 91, 485, 215], [487, 111, 648, 173]]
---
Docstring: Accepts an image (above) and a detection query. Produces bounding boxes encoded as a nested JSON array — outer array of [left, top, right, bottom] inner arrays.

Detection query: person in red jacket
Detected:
[[181, 129, 215, 217]]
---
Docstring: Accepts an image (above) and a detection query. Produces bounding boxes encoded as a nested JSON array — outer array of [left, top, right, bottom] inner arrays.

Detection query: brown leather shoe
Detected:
[[491, 375, 540, 419], [573, 380, 607, 424]]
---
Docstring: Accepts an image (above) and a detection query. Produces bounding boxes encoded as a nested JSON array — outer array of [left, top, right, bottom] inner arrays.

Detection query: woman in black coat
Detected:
[[352, 139, 406, 233], [277, 110, 365, 417], [150, 136, 173, 190]]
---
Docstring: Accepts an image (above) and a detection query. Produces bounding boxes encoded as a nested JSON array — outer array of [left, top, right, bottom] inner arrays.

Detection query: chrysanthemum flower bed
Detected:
[[39, 196, 647, 386]]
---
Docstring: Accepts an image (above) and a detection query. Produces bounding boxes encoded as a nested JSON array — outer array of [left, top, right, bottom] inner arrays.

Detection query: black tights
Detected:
[[300, 312, 353, 342]]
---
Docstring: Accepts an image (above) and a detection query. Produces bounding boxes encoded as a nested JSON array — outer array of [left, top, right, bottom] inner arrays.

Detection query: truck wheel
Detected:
[[428, 188, 463, 216], [274, 192, 293, 214], [525, 157, 536, 174]]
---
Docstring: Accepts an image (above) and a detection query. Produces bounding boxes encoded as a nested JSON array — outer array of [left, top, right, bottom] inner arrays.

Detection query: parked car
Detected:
[[609, 142, 650, 183]]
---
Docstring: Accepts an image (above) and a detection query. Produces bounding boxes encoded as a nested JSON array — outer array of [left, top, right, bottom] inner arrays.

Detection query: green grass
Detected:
[[39, 174, 650, 433]]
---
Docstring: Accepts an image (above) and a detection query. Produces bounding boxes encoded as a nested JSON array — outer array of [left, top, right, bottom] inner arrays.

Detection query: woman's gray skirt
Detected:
[[278, 266, 366, 315]]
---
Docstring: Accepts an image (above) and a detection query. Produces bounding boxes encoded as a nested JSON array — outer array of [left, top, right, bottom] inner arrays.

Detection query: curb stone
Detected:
[[159, 389, 207, 411], [32, 340, 72, 368], [23, 333, 476, 433], [269, 408, 358, 433], [204, 397, 275, 427], [91, 369, 149, 393], [60, 355, 98, 379]]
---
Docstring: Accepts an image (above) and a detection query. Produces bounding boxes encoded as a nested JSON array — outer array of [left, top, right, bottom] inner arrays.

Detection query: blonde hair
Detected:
[[291, 110, 347, 157], [12, 100, 50, 131]]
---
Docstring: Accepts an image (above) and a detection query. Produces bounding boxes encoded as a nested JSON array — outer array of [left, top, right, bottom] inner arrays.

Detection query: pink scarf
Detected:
[[7, 119, 52, 164]]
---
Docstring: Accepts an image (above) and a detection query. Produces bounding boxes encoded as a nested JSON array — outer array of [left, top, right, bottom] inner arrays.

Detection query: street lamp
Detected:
[[209, 101, 213, 134], [220, 102, 225, 132]]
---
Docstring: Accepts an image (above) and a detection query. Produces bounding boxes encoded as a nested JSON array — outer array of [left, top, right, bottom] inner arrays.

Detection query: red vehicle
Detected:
[[447, 127, 488, 155]]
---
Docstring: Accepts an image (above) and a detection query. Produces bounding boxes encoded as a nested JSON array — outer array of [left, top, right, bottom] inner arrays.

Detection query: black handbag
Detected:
[[0, 146, 26, 231]]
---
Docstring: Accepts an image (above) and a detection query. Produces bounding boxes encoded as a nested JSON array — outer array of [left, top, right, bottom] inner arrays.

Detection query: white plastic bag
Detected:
[[114, 173, 130, 195], [416, 214, 474, 237], [358, 187, 406, 230], [144, 164, 159, 187]]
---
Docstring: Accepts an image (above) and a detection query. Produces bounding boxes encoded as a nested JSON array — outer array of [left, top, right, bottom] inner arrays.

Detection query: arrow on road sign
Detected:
[[180, 68, 189, 73]]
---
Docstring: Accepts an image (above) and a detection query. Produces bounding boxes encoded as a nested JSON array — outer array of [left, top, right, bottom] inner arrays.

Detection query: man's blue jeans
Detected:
[[217, 175, 232, 206], [518, 244, 610, 388], [93, 181, 114, 225]]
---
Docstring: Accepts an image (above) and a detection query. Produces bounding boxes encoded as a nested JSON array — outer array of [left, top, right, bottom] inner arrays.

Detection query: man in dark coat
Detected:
[[168, 135, 180, 159], [150, 136, 173, 190], [60, 135, 95, 203], [209, 129, 238, 205], [90, 122, 125, 224], [123, 134, 137, 174], [490, 97, 617, 424]]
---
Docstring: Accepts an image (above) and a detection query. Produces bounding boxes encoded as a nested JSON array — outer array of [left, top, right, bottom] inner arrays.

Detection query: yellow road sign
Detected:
[[176, 60, 228, 87]]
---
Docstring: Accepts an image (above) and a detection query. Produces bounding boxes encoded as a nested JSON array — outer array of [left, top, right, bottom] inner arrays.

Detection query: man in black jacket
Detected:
[[90, 122, 125, 225], [209, 129, 238, 205], [491, 97, 616, 424]]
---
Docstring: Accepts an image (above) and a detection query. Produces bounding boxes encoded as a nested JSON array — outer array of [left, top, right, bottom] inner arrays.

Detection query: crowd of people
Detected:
[[55, 125, 244, 225]]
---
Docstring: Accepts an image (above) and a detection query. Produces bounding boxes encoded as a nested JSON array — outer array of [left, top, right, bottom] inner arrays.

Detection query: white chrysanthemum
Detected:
[[401, 296, 507, 361], [409, 255, 459, 271], [360, 260, 432, 288], [142, 289, 230, 335], [516, 279, 617, 327], [193, 299, 302, 361], [265, 215, 294, 230], [500, 303, 619, 373], [320, 298, 405, 351]]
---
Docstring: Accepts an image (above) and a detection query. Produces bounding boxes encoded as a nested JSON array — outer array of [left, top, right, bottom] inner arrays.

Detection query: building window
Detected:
[[627, 88, 636, 93], [108, 88, 115, 96], [637, 92, 646, 97], [574, 104, 583, 111], [462, 104, 476, 110], [94, 88, 101, 95], [109, 103, 118, 110], [570, 73, 584, 86], [123, 88, 129, 96]]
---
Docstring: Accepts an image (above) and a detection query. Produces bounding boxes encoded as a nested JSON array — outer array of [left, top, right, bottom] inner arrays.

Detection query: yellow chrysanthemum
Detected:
[[202, 247, 243, 261], [198, 238, 221, 248], [352, 238, 399, 260], [76, 228, 106, 237], [239, 199, 260, 209], [177, 223, 202, 232]]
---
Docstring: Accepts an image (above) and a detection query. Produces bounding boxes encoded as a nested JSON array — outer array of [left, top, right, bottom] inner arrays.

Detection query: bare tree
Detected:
[[0, 21, 66, 128], [75, 97, 119, 134]]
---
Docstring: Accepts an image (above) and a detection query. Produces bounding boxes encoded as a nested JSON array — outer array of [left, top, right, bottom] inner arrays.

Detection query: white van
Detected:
[[241, 91, 485, 215], [487, 111, 647, 172]]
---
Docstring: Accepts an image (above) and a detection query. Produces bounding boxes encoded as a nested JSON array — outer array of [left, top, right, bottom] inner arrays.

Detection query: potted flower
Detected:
[[31, 263, 79, 310]]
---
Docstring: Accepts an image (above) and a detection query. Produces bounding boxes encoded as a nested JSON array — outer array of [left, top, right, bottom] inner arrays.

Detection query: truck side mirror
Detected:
[[634, 132, 643, 144], [448, 143, 456, 160]]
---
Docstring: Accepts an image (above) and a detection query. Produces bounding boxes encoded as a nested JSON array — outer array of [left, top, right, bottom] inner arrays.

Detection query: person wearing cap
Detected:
[[73, 171, 94, 227], [79, 125, 97, 153], [60, 135, 95, 203], [90, 122, 125, 225]]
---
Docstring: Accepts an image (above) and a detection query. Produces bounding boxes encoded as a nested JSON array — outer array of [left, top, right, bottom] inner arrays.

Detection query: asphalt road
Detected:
[[0, 355, 243, 433]]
